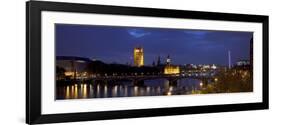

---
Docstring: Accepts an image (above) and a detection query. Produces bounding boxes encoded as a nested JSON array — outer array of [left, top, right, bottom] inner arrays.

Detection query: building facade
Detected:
[[164, 65, 180, 74], [133, 47, 144, 67], [56, 56, 92, 80], [236, 60, 250, 66], [163, 55, 180, 74]]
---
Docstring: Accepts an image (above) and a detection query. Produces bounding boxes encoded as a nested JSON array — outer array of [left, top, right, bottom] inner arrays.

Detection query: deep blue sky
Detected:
[[56, 24, 252, 66]]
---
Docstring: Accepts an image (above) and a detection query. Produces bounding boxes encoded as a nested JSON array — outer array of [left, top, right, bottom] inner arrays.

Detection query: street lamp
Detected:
[[200, 82, 203, 87], [215, 78, 218, 82]]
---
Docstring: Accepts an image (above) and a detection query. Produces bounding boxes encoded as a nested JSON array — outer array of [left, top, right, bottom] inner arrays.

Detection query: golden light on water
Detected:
[[167, 91, 172, 96], [82, 84, 87, 98], [66, 86, 70, 99], [71, 85, 74, 97], [74, 84, 78, 99]]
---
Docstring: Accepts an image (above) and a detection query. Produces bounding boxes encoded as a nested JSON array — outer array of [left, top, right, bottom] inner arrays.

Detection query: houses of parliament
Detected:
[[133, 47, 180, 75]]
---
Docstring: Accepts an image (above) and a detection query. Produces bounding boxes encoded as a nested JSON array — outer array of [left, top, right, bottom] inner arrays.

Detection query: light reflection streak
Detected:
[[134, 86, 138, 96], [104, 85, 108, 97], [65, 86, 70, 99], [112, 85, 118, 97], [57, 78, 203, 99], [74, 84, 78, 98], [124, 86, 128, 96], [82, 84, 87, 98], [97, 84, 100, 98], [71, 85, 74, 98], [89, 84, 93, 98]]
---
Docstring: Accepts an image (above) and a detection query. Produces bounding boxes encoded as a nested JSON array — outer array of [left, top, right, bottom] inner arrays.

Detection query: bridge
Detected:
[[82, 74, 215, 85]]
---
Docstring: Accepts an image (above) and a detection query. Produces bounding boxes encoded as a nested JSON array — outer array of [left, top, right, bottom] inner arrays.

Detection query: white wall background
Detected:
[[0, 0, 279, 124]]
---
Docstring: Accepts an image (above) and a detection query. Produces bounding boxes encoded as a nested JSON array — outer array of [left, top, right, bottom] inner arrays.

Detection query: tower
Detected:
[[163, 55, 180, 74], [157, 56, 161, 66], [166, 55, 171, 65], [228, 50, 231, 69], [133, 47, 144, 67]]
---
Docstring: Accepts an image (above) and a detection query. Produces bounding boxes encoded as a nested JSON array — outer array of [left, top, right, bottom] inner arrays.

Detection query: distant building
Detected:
[[133, 47, 144, 67], [211, 64, 217, 69], [56, 56, 92, 80], [236, 60, 250, 66], [163, 55, 180, 74], [157, 55, 161, 66], [233, 60, 251, 70], [202, 64, 210, 69], [164, 65, 180, 74], [166, 55, 171, 65]]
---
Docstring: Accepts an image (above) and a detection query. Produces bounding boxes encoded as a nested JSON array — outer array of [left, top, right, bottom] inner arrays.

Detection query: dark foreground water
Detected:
[[56, 78, 202, 100]]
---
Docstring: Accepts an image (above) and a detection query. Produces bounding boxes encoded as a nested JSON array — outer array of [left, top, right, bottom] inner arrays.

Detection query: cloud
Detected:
[[127, 29, 151, 38], [183, 30, 210, 39]]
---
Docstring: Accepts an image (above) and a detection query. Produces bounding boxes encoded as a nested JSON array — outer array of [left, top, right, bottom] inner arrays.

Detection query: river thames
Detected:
[[56, 78, 202, 100]]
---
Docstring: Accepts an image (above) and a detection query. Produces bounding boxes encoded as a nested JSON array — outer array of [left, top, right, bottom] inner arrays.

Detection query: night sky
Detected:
[[56, 24, 253, 66]]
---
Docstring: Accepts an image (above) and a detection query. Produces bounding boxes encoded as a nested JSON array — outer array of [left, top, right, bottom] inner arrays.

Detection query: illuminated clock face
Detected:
[[135, 49, 140, 52], [167, 59, 171, 63]]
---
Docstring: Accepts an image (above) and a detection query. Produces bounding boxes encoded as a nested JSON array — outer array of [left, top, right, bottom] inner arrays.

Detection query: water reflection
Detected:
[[56, 78, 201, 100]]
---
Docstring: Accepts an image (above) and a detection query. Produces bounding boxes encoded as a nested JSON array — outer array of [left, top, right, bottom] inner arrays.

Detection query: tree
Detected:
[[201, 69, 253, 93]]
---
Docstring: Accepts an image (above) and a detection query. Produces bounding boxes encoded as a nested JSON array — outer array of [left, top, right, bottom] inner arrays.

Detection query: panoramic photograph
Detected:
[[55, 24, 253, 100]]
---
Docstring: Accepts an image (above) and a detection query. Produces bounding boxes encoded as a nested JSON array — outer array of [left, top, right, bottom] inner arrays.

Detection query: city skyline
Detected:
[[56, 24, 253, 66]]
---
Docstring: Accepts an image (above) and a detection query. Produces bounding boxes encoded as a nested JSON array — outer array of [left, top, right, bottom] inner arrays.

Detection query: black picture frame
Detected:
[[26, 1, 269, 124]]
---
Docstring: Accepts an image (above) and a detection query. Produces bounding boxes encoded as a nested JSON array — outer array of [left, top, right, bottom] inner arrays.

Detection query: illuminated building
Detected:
[[166, 55, 171, 65], [236, 60, 250, 66], [133, 47, 144, 67], [202, 65, 210, 69], [56, 56, 92, 80], [164, 65, 180, 74], [211, 64, 217, 69], [163, 55, 180, 74], [64, 71, 75, 77], [233, 60, 251, 70]]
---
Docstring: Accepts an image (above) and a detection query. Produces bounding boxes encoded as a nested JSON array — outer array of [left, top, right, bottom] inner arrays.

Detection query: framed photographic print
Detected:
[[26, 1, 269, 124]]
